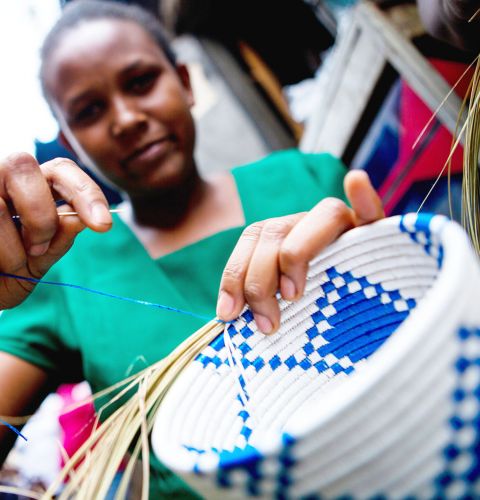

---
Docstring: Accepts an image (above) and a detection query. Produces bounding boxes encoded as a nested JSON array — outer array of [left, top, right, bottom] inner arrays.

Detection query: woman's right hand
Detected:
[[217, 170, 384, 334], [0, 153, 112, 310]]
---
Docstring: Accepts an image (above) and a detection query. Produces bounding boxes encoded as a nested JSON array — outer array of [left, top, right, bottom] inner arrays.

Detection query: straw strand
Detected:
[[39, 320, 223, 499]]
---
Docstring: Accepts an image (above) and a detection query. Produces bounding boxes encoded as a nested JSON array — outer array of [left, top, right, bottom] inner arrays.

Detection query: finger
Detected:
[[29, 204, 86, 279], [279, 198, 355, 300], [0, 196, 28, 274], [0, 153, 59, 256], [243, 215, 304, 334], [217, 222, 264, 321], [217, 222, 265, 321], [40, 157, 112, 232], [0, 203, 86, 311], [344, 170, 384, 226], [0, 191, 40, 308]]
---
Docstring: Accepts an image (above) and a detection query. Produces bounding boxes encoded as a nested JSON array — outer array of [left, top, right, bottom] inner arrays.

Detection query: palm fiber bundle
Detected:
[[462, 56, 480, 254]]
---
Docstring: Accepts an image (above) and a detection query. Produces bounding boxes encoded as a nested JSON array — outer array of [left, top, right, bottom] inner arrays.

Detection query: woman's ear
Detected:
[[176, 64, 195, 107], [58, 131, 74, 154]]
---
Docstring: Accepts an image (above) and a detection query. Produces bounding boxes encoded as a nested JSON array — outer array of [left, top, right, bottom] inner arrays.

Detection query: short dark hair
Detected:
[[40, 0, 176, 101]]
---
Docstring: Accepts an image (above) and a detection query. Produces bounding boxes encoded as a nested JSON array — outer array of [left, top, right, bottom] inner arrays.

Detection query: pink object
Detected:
[[379, 58, 473, 214], [57, 382, 95, 469]]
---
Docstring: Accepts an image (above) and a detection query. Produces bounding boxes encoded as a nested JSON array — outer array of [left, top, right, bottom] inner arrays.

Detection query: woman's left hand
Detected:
[[216, 170, 384, 334]]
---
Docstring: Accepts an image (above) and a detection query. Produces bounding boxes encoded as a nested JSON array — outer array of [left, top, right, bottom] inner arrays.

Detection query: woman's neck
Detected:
[[127, 170, 206, 229], [118, 171, 245, 259]]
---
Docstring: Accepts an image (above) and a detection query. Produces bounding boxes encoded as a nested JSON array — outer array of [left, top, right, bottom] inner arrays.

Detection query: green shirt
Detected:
[[0, 150, 346, 497]]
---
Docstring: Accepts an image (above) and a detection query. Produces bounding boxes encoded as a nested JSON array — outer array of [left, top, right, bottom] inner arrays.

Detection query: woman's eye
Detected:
[[73, 102, 104, 125], [128, 72, 157, 94]]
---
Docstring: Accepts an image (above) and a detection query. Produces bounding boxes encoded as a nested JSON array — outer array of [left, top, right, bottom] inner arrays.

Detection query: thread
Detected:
[[0, 272, 224, 324], [0, 418, 27, 441]]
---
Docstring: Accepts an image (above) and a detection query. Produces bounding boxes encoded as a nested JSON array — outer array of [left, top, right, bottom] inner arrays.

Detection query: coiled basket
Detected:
[[152, 213, 480, 499]]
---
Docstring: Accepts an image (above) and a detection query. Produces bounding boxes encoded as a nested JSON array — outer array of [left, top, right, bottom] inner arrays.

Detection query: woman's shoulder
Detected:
[[231, 149, 348, 223], [232, 149, 346, 183]]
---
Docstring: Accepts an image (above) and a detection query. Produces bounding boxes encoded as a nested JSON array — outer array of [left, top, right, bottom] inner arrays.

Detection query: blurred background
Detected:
[[0, 1, 60, 158]]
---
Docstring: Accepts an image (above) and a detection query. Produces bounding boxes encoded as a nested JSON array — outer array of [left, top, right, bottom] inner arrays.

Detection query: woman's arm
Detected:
[[417, 0, 480, 51], [217, 170, 384, 334], [0, 352, 50, 464]]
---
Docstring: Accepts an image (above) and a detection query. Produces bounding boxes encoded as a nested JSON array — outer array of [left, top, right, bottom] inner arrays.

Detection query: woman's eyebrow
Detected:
[[120, 58, 160, 77], [67, 90, 96, 108]]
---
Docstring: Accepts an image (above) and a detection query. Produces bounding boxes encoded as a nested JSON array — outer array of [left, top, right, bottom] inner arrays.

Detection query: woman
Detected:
[[0, 1, 383, 497]]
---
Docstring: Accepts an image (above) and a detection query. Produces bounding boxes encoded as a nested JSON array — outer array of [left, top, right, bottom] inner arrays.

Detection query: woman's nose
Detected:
[[110, 97, 147, 139]]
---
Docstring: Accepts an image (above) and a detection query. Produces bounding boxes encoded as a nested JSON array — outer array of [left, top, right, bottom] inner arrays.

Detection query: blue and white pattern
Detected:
[[152, 214, 480, 499], [196, 267, 416, 453], [432, 326, 480, 499]]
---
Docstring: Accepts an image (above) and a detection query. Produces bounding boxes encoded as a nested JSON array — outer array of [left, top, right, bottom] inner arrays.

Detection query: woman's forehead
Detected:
[[48, 18, 167, 73]]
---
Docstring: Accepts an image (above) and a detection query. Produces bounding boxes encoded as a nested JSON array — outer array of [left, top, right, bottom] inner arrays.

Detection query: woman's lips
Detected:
[[123, 137, 174, 173]]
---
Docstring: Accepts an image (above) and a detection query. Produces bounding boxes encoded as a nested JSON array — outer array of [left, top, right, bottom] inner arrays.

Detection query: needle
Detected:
[[11, 208, 124, 221]]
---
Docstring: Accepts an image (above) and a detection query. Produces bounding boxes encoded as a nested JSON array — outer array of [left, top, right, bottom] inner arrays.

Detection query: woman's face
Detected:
[[44, 19, 196, 194]]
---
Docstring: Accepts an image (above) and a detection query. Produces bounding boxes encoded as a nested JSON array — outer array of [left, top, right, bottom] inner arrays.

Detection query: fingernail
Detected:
[[217, 291, 235, 319], [357, 191, 380, 220], [29, 242, 49, 257], [255, 314, 273, 335], [280, 275, 296, 300], [91, 203, 111, 225]]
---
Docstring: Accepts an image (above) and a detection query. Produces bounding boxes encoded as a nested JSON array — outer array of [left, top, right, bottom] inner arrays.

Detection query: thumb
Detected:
[[344, 170, 384, 226], [29, 207, 86, 278]]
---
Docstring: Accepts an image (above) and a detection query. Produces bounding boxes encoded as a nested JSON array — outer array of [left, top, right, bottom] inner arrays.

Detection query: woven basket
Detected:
[[152, 213, 480, 499]]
